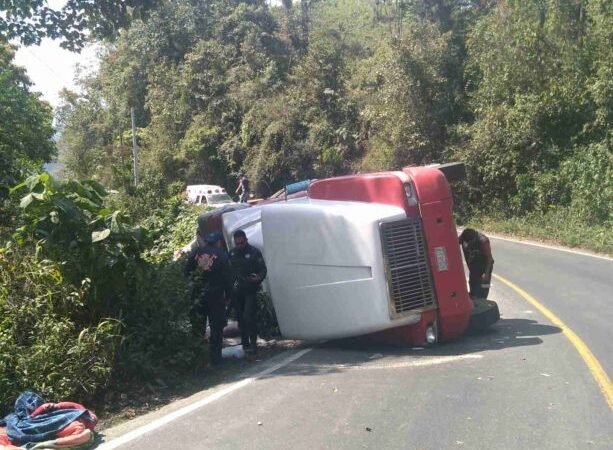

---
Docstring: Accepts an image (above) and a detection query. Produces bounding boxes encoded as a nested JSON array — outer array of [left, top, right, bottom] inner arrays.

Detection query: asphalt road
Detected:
[[99, 239, 613, 450], [488, 237, 613, 377]]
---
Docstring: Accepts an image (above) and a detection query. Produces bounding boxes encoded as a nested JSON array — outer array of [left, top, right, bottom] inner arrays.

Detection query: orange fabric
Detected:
[[54, 429, 93, 447], [57, 420, 85, 438], [0, 427, 11, 446], [54, 419, 94, 447], [31, 402, 86, 418]]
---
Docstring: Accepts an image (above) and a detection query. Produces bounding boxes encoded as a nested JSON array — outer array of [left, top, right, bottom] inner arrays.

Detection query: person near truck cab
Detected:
[[229, 229, 267, 354], [235, 172, 250, 203], [458, 228, 494, 299], [185, 231, 232, 365]]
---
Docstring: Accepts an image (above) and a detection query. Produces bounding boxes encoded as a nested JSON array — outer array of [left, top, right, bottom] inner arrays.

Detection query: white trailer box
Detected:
[[222, 199, 423, 340]]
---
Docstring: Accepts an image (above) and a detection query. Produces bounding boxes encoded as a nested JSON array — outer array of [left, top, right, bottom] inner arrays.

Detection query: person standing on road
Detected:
[[229, 230, 267, 354], [185, 231, 232, 365], [235, 172, 250, 203], [459, 228, 494, 299]]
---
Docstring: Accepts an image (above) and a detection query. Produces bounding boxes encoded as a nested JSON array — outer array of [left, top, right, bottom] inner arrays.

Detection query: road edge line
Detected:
[[97, 347, 313, 450], [487, 234, 612, 261], [493, 273, 613, 411]]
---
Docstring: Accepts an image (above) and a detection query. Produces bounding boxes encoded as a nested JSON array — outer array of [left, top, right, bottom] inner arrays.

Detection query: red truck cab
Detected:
[[307, 166, 473, 344]]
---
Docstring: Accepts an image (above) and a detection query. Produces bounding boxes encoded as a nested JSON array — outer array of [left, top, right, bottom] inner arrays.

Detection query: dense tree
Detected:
[[0, 42, 55, 199], [453, 0, 611, 222], [0, 0, 162, 51], [354, 21, 453, 170], [54, 0, 611, 220]]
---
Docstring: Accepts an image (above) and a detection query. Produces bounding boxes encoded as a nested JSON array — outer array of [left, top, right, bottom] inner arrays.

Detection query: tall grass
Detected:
[[468, 207, 612, 256]]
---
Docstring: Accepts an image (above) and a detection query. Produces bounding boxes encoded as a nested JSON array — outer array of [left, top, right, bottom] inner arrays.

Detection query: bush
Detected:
[[0, 248, 121, 414], [469, 206, 613, 256], [561, 140, 612, 224], [111, 200, 217, 379], [12, 173, 145, 322], [105, 171, 186, 223], [141, 198, 206, 263], [2, 173, 215, 406], [118, 200, 208, 379], [256, 291, 281, 340], [115, 261, 206, 381]]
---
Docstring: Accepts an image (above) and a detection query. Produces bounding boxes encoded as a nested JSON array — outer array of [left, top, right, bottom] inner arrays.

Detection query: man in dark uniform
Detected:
[[229, 229, 267, 354], [459, 228, 495, 299], [185, 231, 232, 365]]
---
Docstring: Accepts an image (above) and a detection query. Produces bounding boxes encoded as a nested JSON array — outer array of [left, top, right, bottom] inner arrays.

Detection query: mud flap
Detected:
[[466, 298, 500, 334]]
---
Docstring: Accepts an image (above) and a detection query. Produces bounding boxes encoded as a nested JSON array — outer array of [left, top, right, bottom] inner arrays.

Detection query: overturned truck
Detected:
[[199, 164, 499, 346]]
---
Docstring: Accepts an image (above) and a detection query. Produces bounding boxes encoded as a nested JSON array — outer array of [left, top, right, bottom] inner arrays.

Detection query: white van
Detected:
[[186, 184, 236, 208]]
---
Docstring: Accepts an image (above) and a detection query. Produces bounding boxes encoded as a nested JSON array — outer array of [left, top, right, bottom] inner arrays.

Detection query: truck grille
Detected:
[[380, 218, 436, 316]]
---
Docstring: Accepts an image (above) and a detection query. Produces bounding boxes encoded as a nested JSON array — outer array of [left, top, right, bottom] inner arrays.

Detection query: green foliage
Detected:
[[53, 0, 611, 252], [2, 173, 211, 405], [0, 248, 121, 413], [141, 199, 205, 263], [353, 20, 453, 169], [55, 86, 110, 183], [0, 0, 162, 51], [0, 43, 55, 199], [121, 201, 207, 379], [560, 139, 612, 224], [469, 207, 613, 256], [114, 259, 201, 381], [453, 0, 612, 219], [105, 171, 185, 223], [256, 291, 281, 340], [12, 173, 144, 322]]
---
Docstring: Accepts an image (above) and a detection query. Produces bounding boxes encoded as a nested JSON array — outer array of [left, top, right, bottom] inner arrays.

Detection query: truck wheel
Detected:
[[466, 298, 500, 335]]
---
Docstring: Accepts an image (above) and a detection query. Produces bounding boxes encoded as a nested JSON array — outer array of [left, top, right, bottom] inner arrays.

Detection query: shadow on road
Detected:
[[336, 318, 559, 349], [259, 317, 562, 378]]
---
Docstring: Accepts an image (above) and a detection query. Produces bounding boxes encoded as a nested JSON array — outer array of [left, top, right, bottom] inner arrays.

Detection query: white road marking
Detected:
[[488, 234, 612, 261], [288, 354, 483, 371], [97, 347, 313, 450]]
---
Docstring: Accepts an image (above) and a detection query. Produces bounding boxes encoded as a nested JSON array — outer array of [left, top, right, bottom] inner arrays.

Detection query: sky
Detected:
[[13, 0, 100, 108], [14, 42, 100, 108]]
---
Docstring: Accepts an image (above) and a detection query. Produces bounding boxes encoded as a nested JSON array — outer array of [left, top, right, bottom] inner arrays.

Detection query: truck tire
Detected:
[[466, 298, 500, 335]]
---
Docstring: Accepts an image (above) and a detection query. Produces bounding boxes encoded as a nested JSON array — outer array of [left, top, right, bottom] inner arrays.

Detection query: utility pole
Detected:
[[130, 107, 139, 186]]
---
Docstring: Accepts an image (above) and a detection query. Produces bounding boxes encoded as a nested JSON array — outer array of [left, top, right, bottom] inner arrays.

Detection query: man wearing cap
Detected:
[[185, 231, 232, 364], [229, 229, 267, 354]]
